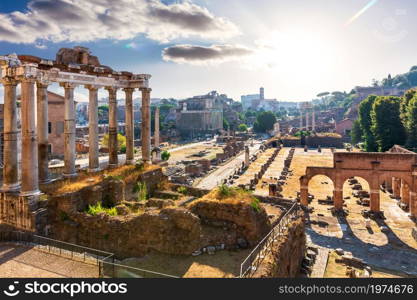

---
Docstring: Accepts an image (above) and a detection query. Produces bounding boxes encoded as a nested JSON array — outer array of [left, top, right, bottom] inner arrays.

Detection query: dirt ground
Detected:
[[121, 249, 251, 278]]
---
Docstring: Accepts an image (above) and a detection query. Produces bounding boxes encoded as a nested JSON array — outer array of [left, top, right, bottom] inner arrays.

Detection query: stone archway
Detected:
[[300, 152, 417, 217]]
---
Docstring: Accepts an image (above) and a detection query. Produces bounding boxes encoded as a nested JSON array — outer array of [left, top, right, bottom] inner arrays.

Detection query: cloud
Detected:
[[162, 44, 253, 65], [0, 0, 239, 44]]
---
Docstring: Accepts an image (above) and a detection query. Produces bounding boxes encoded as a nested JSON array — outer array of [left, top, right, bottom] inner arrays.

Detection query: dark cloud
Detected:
[[29, 0, 86, 22], [162, 44, 253, 64]]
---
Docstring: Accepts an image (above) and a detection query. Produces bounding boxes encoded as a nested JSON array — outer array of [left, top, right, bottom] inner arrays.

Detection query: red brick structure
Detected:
[[300, 152, 417, 218]]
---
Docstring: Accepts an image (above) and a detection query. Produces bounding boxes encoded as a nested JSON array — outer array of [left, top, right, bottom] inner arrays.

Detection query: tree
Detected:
[[350, 119, 362, 145], [358, 95, 378, 152], [237, 124, 248, 132], [405, 94, 417, 149], [161, 150, 171, 161], [371, 96, 406, 152], [223, 118, 229, 130], [101, 133, 126, 152], [253, 111, 276, 133]]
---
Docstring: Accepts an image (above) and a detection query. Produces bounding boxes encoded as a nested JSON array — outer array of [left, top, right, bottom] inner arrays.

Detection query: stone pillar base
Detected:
[[1, 183, 21, 193], [88, 168, 102, 174], [0, 192, 44, 232], [126, 159, 136, 165], [39, 178, 52, 185], [108, 163, 118, 169], [63, 172, 78, 179]]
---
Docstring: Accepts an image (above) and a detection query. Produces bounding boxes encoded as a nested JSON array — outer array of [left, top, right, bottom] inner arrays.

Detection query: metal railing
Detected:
[[0, 231, 178, 278], [239, 202, 300, 278]]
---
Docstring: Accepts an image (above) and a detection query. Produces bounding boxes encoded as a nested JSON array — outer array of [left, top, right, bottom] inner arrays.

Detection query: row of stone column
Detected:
[[299, 110, 316, 131], [1, 75, 152, 196]]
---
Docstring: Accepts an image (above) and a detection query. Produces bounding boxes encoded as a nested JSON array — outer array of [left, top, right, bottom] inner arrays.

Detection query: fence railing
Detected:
[[239, 202, 300, 278], [0, 231, 178, 278]]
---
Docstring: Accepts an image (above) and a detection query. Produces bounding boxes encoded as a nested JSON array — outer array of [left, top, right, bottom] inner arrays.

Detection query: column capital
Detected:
[[140, 87, 152, 93], [1, 76, 19, 86], [60, 82, 77, 90], [85, 84, 100, 91], [19, 75, 37, 84], [105, 86, 118, 92], [123, 87, 135, 93], [36, 81, 50, 89]]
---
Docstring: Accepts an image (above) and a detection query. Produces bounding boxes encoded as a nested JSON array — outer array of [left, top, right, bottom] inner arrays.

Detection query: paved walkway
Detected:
[[0, 244, 98, 278], [195, 142, 261, 190]]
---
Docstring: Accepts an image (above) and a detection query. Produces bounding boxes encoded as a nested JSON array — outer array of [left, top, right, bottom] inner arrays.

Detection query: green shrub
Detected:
[[86, 202, 117, 216], [218, 184, 235, 198], [161, 150, 171, 161], [250, 198, 261, 212], [177, 186, 187, 194]]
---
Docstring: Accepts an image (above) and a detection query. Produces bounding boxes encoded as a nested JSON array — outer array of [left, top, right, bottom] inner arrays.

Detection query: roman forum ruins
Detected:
[[0, 47, 153, 232]]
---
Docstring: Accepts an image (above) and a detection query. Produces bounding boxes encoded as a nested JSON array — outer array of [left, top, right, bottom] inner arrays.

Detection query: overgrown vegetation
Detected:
[[134, 182, 148, 202], [86, 202, 117, 216], [250, 198, 261, 212], [177, 186, 187, 195]]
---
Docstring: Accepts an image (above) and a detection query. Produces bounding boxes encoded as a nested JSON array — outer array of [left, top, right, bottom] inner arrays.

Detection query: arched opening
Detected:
[[342, 176, 371, 211], [307, 175, 334, 210]]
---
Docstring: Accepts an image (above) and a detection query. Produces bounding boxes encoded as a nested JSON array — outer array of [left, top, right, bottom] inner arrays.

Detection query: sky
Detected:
[[0, 0, 416, 102]]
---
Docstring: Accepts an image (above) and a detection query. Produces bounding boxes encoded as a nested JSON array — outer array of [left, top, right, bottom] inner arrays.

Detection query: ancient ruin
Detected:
[[0, 47, 152, 232]]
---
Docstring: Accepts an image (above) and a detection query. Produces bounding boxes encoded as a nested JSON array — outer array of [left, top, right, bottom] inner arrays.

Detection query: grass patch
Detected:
[[177, 186, 187, 195], [86, 202, 117, 216], [134, 182, 148, 202]]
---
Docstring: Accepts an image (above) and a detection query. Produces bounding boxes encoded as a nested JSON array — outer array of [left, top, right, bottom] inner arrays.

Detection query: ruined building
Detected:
[[176, 91, 223, 138]]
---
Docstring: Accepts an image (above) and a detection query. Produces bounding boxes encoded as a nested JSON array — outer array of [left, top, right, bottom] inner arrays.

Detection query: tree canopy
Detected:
[[253, 111, 276, 133]]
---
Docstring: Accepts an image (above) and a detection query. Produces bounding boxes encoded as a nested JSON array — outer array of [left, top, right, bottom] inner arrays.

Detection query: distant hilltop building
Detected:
[[176, 91, 224, 138], [241, 87, 299, 111]]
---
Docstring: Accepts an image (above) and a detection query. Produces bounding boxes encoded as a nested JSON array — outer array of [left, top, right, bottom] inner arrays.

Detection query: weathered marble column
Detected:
[[61, 83, 77, 178], [140, 88, 151, 163], [106, 87, 118, 168], [154, 106, 160, 148], [299, 113, 303, 129], [86, 85, 100, 172], [20, 77, 40, 195], [1, 77, 20, 191], [124, 88, 135, 165], [36, 81, 50, 184]]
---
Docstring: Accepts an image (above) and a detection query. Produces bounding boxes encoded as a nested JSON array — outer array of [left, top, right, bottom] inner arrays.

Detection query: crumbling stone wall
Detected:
[[52, 207, 201, 257], [189, 200, 271, 246], [254, 214, 306, 278]]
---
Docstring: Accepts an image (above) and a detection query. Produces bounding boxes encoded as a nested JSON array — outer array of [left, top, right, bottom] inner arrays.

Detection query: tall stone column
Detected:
[[61, 83, 77, 178], [392, 177, 401, 198], [154, 106, 160, 148], [86, 85, 100, 172], [1, 77, 20, 191], [36, 81, 50, 184], [400, 180, 410, 207], [411, 168, 417, 218], [299, 112, 303, 129], [124, 88, 135, 165], [305, 111, 309, 131], [106, 87, 118, 168], [312, 110, 316, 132], [20, 77, 40, 195], [140, 88, 151, 163]]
